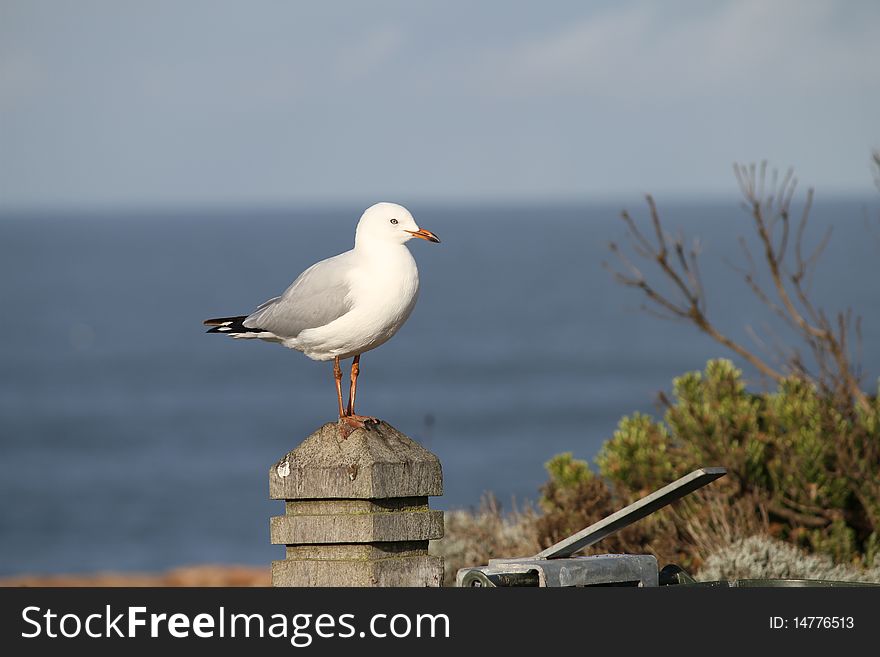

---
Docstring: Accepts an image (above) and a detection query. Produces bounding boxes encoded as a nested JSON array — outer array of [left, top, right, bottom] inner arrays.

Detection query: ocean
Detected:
[[1, 197, 877, 575]]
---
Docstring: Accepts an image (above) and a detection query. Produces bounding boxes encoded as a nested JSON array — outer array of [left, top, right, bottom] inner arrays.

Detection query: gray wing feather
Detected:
[[255, 296, 281, 311], [242, 251, 354, 338]]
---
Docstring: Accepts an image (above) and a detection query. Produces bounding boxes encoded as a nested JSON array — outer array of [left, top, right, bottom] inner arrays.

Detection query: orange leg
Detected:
[[333, 356, 345, 418], [346, 354, 360, 416], [339, 355, 378, 433]]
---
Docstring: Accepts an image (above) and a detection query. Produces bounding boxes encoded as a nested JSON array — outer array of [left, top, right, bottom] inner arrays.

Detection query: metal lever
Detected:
[[535, 467, 727, 560]]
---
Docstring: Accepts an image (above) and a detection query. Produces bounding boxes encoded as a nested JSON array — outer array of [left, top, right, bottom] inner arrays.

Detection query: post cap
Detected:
[[269, 421, 443, 500]]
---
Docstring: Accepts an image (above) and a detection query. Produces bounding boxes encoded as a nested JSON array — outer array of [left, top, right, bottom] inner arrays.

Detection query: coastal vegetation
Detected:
[[435, 159, 880, 583]]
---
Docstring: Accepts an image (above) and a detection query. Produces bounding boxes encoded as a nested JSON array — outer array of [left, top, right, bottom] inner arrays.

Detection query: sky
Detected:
[[1, 0, 878, 210]]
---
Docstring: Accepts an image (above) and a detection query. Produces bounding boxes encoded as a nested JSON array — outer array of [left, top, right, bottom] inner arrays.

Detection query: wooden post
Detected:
[[269, 421, 444, 586]]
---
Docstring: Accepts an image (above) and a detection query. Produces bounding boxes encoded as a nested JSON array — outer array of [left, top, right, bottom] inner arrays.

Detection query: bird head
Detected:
[[355, 202, 440, 248]]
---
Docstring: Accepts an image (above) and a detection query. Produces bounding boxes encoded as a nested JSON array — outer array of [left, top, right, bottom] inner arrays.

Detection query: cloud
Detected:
[[334, 24, 405, 82], [471, 0, 880, 101], [1, 0, 877, 207]]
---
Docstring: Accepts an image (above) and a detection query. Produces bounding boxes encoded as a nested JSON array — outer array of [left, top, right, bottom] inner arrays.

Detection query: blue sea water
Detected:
[[0, 198, 878, 575]]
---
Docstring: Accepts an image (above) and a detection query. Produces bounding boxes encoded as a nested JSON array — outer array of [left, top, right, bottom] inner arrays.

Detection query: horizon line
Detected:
[[2, 189, 877, 218]]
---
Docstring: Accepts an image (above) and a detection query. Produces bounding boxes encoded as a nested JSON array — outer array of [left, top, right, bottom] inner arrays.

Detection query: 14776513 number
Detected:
[[793, 617, 854, 629]]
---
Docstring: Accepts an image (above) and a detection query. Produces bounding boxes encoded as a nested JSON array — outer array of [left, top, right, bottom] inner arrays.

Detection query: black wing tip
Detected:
[[203, 315, 269, 336], [203, 315, 247, 327]]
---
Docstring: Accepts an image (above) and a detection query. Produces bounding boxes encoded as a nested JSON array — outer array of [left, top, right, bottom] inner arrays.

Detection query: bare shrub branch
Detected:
[[607, 161, 869, 410]]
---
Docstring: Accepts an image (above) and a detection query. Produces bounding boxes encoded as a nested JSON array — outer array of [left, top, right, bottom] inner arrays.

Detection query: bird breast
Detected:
[[303, 246, 421, 359], [349, 248, 420, 332]]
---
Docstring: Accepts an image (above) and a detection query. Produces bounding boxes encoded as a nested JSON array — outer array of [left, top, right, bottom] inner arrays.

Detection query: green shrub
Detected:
[[542, 453, 593, 494], [539, 359, 879, 568]]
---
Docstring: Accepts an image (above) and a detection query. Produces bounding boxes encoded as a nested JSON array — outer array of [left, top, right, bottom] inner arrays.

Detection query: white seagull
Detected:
[[204, 202, 440, 432]]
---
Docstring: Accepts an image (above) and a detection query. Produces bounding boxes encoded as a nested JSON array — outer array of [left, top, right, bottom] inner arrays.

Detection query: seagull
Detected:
[[204, 202, 440, 433]]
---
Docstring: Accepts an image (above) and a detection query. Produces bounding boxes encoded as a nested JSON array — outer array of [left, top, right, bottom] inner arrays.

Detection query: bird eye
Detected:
[[390, 218, 398, 225]]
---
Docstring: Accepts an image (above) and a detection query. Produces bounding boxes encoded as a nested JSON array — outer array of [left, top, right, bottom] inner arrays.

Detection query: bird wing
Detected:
[[242, 251, 355, 338]]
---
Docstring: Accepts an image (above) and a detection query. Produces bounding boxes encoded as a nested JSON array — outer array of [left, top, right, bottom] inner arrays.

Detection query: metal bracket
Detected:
[[458, 554, 659, 587]]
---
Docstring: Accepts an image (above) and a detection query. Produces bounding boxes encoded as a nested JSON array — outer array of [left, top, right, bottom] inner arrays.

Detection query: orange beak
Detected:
[[405, 228, 441, 243]]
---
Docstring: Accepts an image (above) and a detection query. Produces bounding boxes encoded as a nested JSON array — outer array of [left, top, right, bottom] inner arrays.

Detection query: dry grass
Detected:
[[669, 486, 770, 570], [430, 495, 541, 586]]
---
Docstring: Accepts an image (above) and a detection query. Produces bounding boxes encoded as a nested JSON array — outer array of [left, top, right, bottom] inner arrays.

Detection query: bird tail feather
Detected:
[[203, 315, 274, 338]]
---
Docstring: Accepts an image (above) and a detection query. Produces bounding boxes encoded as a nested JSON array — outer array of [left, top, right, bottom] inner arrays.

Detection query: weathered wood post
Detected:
[[269, 421, 444, 586]]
